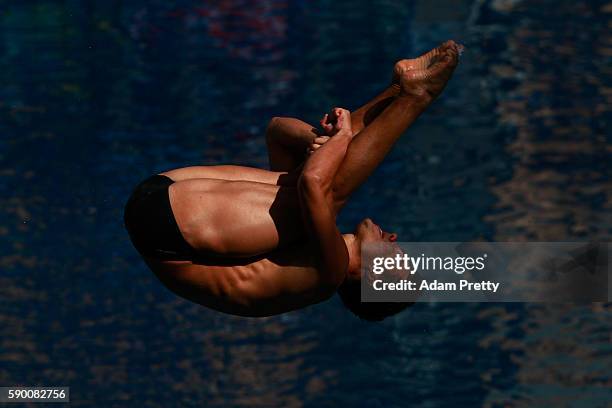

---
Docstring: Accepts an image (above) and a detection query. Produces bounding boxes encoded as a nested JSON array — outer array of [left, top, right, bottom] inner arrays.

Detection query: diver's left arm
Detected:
[[298, 108, 353, 287], [266, 117, 319, 171]]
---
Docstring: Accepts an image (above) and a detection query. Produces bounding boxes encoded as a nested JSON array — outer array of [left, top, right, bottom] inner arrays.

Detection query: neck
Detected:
[[342, 234, 360, 276]]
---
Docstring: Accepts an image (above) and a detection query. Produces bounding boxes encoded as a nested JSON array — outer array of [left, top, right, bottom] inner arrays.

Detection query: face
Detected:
[[343, 218, 399, 283], [354, 218, 397, 243]]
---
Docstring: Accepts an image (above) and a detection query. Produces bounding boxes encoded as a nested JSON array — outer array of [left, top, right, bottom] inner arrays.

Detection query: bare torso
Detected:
[[146, 167, 333, 317], [144, 243, 334, 317], [167, 176, 303, 257]]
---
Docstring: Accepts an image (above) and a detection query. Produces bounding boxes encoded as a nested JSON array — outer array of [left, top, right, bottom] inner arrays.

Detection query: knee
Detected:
[[265, 117, 281, 143], [267, 116, 286, 131]]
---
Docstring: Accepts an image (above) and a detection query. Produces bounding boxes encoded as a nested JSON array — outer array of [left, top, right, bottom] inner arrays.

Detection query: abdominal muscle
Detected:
[[167, 177, 304, 258], [144, 245, 328, 317]]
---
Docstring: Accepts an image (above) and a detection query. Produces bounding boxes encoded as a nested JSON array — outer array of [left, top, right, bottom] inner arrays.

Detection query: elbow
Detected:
[[267, 116, 279, 128], [299, 172, 324, 195], [265, 117, 284, 143], [301, 171, 323, 186]]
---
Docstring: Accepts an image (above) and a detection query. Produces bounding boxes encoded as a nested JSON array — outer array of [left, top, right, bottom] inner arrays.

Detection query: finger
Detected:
[[335, 108, 349, 124], [320, 113, 329, 126], [334, 109, 343, 127], [314, 136, 330, 144], [320, 113, 329, 127], [328, 108, 339, 122], [311, 143, 322, 150], [320, 120, 333, 134], [321, 115, 332, 132]]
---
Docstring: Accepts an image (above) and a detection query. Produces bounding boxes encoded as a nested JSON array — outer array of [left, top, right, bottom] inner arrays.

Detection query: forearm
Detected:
[[267, 117, 316, 146], [298, 174, 349, 286], [266, 117, 318, 171]]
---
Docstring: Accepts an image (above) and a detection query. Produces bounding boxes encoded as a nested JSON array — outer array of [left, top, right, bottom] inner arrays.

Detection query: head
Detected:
[[354, 217, 398, 244], [339, 218, 413, 322]]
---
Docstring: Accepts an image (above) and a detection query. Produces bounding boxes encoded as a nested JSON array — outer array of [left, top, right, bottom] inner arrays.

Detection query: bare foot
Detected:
[[395, 40, 462, 101], [392, 40, 460, 83]]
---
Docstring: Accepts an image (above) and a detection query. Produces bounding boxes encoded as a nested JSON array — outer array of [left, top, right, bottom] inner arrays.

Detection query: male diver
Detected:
[[124, 41, 462, 320]]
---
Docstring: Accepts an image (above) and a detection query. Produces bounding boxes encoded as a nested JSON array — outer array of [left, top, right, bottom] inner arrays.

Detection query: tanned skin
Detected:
[[142, 41, 461, 317]]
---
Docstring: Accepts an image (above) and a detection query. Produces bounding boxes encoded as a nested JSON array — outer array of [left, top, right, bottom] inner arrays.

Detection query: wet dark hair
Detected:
[[337, 280, 413, 321]]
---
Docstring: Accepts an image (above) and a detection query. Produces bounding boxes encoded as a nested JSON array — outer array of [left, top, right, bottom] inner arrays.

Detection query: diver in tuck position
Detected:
[[124, 40, 462, 320]]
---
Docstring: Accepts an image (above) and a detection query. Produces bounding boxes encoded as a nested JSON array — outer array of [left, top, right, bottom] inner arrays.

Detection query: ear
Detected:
[[345, 254, 361, 281]]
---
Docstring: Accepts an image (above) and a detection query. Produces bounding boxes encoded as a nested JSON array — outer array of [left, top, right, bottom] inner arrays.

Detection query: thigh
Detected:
[[169, 178, 303, 258]]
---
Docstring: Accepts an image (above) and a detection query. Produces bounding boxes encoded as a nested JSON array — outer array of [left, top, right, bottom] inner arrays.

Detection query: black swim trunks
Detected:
[[124, 175, 194, 260]]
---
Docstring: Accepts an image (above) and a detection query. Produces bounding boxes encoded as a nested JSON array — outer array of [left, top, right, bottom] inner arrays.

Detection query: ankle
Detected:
[[397, 87, 433, 107]]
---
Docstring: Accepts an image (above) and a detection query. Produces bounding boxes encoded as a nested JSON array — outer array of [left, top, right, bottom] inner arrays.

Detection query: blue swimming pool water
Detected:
[[1, 1, 610, 406]]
